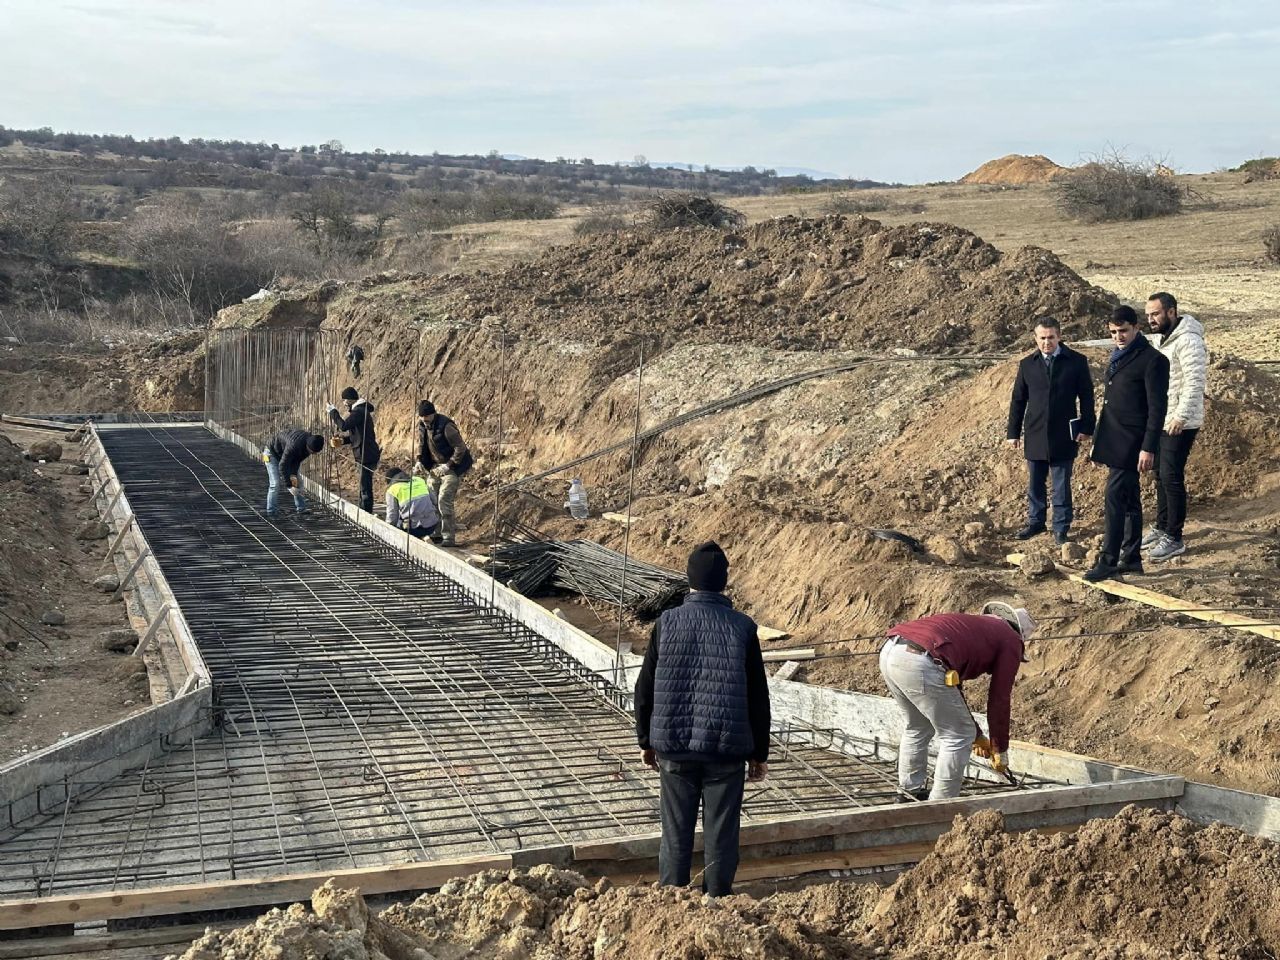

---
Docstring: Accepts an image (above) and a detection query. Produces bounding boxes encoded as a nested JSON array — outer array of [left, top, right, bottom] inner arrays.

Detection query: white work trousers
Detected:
[[879, 639, 975, 799]]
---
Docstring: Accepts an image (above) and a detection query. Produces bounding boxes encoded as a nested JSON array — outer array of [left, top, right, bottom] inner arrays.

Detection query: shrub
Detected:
[[1234, 157, 1280, 182], [1263, 225, 1280, 265], [1055, 153, 1186, 222], [823, 193, 927, 216], [0, 176, 82, 260], [640, 193, 745, 231], [122, 194, 269, 323], [573, 206, 630, 236]]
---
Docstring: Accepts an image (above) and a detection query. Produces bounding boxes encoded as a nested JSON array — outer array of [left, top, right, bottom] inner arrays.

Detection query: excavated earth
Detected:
[[170, 806, 1280, 960]]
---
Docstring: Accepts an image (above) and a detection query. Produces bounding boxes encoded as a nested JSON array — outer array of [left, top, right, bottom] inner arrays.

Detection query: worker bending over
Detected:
[[878, 602, 1036, 800], [415, 400, 471, 547], [384, 467, 439, 540], [263, 428, 324, 517]]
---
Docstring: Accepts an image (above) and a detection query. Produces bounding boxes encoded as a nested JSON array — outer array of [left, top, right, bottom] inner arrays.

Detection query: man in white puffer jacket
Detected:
[[1143, 292, 1207, 561]]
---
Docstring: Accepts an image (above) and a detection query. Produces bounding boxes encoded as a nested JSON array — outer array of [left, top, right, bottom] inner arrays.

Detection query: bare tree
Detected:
[[122, 195, 267, 324], [0, 175, 81, 260]]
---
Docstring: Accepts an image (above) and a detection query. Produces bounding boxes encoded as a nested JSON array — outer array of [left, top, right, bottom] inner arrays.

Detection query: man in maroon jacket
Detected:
[[878, 602, 1036, 800]]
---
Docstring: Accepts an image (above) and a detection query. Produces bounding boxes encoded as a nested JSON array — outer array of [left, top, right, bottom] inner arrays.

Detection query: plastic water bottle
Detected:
[[567, 478, 589, 520]]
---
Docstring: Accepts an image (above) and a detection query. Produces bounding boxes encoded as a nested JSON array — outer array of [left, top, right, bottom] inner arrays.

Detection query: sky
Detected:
[[2, 0, 1278, 183]]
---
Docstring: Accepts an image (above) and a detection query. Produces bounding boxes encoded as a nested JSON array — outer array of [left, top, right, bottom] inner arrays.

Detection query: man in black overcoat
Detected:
[[1084, 306, 1170, 582], [1006, 316, 1096, 545]]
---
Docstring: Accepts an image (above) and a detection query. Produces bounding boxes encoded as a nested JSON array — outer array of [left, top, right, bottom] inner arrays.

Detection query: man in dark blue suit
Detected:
[[1006, 317, 1096, 545], [1084, 306, 1170, 582]]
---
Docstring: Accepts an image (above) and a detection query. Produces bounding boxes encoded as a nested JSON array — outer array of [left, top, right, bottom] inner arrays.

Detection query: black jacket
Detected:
[[1091, 334, 1170, 470], [417, 414, 473, 475], [330, 399, 381, 467], [268, 429, 315, 484], [1006, 345, 1096, 462], [634, 592, 770, 763]]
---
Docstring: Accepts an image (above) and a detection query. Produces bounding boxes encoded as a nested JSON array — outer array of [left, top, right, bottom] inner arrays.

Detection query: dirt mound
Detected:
[[869, 805, 1280, 958], [961, 154, 1070, 185], [169, 809, 1280, 959], [175, 867, 870, 960], [345, 215, 1115, 354]]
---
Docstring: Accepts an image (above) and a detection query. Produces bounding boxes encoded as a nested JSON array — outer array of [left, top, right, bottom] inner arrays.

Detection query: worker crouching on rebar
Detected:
[[415, 400, 472, 547], [262, 429, 325, 517], [384, 467, 440, 540], [634, 542, 770, 897], [878, 602, 1036, 801], [327, 387, 381, 513]]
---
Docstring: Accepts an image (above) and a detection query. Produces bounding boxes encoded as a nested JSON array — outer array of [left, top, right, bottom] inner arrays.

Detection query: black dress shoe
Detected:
[[1082, 563, 1119, 583], [1014, 524, 1047, 540], [1118, 559, 1144, 575], [1054, 531, 1070, 545]]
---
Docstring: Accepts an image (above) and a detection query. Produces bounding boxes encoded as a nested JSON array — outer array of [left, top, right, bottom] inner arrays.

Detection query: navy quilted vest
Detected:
[[651, 592, 756, 759]]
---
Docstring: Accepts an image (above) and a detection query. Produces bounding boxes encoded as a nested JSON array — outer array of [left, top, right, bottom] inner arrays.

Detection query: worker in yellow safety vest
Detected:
[[384, 467, 440, 541]]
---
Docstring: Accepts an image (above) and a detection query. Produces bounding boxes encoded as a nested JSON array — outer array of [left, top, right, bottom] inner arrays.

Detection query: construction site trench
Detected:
[[0, 425, 1037, 906]]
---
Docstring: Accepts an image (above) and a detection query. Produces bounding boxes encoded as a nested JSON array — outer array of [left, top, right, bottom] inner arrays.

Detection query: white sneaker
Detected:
[[1148, 537, 1186, 562], [1140, 527, 1166, 550]]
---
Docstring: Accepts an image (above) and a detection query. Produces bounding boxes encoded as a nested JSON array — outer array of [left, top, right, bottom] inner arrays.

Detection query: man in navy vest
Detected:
[[634, 542, 770, 897], [415, 400, 472, 547]]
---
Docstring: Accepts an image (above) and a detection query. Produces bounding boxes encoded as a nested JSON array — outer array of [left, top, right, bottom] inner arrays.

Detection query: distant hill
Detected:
[[651, 161, 846, 181], [960, 154, 1069, 185], [0, 125, 888, 198]]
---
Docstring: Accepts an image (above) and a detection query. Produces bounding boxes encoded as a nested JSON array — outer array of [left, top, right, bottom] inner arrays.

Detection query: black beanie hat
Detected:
[[340, 386, 359, 402], [418, 400, 435, 417], [306, 434, 325, 453], [687, 541, 729, 592]]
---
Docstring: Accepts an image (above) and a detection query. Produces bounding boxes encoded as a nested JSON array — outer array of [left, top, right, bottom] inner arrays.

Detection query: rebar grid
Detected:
[[0, 426, 1039, 900]]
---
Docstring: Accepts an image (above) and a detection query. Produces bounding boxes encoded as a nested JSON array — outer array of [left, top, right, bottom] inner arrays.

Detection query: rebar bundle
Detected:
[[489, 539, 688, 619]]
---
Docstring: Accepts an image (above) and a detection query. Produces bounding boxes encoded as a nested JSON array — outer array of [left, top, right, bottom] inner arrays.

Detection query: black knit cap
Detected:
[[418, 400, 435, 417], [340, 386, 359, 402], [306, 434, 325, 453], [687, 541, 729, 592]]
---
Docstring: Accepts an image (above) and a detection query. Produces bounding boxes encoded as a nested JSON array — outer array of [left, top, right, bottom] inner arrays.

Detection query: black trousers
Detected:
[[1155, 429, 1198, 541], [657, 757, 746, 897], [358, 461, 376, 513], [1100, 467, 1143, 566]]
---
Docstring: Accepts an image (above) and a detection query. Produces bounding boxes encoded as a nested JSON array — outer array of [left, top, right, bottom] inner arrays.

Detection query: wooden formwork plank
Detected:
[[0, 854, 511, 931], [1005, 552, 1280, 641], [572, 775, 1185, 861]]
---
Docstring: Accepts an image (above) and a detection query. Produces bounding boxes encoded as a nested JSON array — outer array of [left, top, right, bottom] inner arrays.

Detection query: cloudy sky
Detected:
[[2, 0, 1277, 181]]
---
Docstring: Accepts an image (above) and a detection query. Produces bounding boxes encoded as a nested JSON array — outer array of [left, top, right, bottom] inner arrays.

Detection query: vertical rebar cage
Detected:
[[205, 327, 349, 448]]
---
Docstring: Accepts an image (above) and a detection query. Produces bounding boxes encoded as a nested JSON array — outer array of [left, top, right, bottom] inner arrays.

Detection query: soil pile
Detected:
[[961, 154, 1070, 185], [870, 805, 1280, 958], [421, 215, 1114, 353], [174, 867, 871, 960], [169, 809, 1280, 959], [212, 214, 1113, 355]]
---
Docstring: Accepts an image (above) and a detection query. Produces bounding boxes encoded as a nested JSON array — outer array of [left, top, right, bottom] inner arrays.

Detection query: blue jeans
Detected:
[[264, 449, 306, 515], [1026, 459, 1074, 535], [657, 757, 746, 897]]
